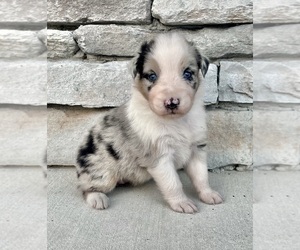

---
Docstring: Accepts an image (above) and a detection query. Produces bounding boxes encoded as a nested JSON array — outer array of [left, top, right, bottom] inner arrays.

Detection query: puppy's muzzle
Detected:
[[164, 97, 180, 111]]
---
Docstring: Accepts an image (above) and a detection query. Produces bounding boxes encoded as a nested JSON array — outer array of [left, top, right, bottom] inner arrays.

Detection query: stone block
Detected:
[[152, 0, 253, 25], [48, 60, 132, 107], [253, 109, 300, 167], [254, 0, 300, 24], [0, 106, 47, 165], [73, 24, 253, 59], [48, 60, 218, 107], [47, 0, 151, 24], [204, 64, 218, 105], [73, 25, 153, 57], [219, 61, 253, 103], [0, 59, 46, 105], [0, 29, 46, 58], [48, 106, 253, 169], [254, 60, 300, 103], [207, 109, 253, 169], [46, 29, 79, 58], [0, 0, 46, 23], [254, 24, 300, 58]]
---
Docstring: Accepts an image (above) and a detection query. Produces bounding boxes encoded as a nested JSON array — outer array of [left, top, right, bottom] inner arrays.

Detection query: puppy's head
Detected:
[[131, 32, 209, 118]]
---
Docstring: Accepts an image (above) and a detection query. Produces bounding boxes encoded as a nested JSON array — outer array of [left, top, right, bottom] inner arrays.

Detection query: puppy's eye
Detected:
[[183, 69, 193, 81], [145, 72, 157, 83]]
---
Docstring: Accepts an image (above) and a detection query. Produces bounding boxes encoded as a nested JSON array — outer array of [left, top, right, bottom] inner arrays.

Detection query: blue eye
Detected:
[[183, 69, 193, 81], [147, 73, 157, 82]]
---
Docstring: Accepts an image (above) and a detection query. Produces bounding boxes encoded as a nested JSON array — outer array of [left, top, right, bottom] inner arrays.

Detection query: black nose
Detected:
[[164, 98, 180, 110]]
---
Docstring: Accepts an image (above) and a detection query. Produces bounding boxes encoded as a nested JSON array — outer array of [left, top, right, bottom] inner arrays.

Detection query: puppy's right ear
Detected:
[[129, 40, 155, 79]]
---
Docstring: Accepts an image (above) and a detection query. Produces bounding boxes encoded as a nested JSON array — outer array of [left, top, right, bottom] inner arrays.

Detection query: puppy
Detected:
[[76, 32, 223, 213]]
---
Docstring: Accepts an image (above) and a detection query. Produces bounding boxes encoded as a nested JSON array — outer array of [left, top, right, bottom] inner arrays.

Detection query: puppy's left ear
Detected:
[[195, 49, 210, 77]]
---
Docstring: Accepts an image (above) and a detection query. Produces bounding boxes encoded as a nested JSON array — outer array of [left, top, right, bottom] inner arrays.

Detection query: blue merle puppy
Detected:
[[76, 32, 223, 214]]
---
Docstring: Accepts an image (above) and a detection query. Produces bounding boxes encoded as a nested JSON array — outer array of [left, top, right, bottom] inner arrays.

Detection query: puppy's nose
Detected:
[[164, 98, 180, 110]]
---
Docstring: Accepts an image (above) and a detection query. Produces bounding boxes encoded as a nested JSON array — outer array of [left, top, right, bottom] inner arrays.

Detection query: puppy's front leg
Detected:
[[147, 155, 198, 214], [186, 148, 223, 205]]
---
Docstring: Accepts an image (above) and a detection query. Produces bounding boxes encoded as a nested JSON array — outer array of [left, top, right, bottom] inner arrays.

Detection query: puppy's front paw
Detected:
[[86, 192, 110, 210], [169, 199, 198, 214], [199, 189, 223, 205]]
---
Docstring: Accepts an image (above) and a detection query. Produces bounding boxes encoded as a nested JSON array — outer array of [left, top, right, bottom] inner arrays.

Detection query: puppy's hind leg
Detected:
[[185, 149, 223, 205], [77, 170, 118, 210]]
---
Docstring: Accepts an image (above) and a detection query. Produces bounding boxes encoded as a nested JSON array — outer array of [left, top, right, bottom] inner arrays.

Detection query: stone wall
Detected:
[[1, 1, 299, 170]]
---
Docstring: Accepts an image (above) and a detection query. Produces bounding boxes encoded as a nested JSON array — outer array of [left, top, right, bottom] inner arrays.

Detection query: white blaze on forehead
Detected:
[[150, 33, 197, 73]]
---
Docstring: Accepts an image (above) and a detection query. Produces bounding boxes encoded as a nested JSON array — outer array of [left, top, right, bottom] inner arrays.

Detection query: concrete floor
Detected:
[[48, 167, 253, 250], [1, 166, 299, 250]]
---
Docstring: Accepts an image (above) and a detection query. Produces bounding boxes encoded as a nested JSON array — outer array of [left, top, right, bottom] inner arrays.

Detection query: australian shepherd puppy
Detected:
[[76, 32, 223, 213]]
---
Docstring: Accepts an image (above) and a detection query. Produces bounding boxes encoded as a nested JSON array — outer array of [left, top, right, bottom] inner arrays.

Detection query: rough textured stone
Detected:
[[254, 61, 300, 103], [254, 0, 300, 24], [219, 61, 253, 103], [0, 30, 46, 58], [73, 25, 153, 57], [152, 0, 253, 25], [47, 0, 151, 24], [46, 29, 79, 58], [0, 60, 46, 105], [48, 60, 218, 107], [74, 24, 253, 59], [204, 64, 218, 105], [48, 60, 132, 107], [0, 0, 46, 23], [0, 106, 46, 165], [47, 106, 253, 168], [254, 24, 300, 58], [253, 110, 300, 167], [207, 109, 253, 169]]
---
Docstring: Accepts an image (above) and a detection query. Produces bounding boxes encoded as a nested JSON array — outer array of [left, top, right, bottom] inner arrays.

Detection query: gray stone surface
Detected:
[[73, 25, 154, 57], [0, 106, 47, 165], [254, 24, 300, 58], [48, 60, 132, 107], [47, 106, 252, 168], [73, 24, 253, 59], [204, 64, 218, 105], [47, 0, 152, 24], [0, 166, 46, 250], [46, 29, 79, 58], [0, 29, 46, 58], [152, 0, 253, 25], [253, 109, 300, 167], [207, 109, 253, 169], [254, 0, 300, 24], [48, 167, 252, 250], [254, 60, 300, 103], [48, 60, 218, 107], [0, 59, 46, 105], [219, 61, 253, 103], [0, 0, 46, 23], [253, 171, 300, 249]]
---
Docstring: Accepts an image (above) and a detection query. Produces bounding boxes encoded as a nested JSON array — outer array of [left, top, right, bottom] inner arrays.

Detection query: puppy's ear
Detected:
[[194, 48, 210, 77], [130, 40, 155, 79]]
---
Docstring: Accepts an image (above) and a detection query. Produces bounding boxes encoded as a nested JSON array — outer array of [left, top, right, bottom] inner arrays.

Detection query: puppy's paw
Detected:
[[86, 192, 110, 210], [199, 189, 223, 205], [169, 199, 198, 214]]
